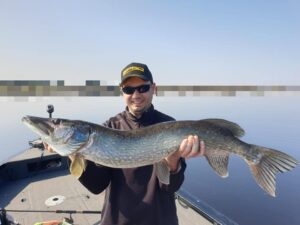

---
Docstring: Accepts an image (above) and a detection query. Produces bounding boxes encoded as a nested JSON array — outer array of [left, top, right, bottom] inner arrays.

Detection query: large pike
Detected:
[[22, 116, 298, 197]]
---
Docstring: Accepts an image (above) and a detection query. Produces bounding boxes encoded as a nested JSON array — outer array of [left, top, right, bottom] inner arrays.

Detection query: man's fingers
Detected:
[[191, 135, 199, 153], [179, 138, 188, 154], [196, 140, 205, 156], [179, 135, 205, 159], [180, 135, 193, 158], [186, 135, 200, 158], [43, 142, 49, 151], [43, 142, 54, 153]]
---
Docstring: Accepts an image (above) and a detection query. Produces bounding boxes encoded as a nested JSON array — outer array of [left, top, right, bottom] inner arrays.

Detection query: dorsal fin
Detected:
[[202, 119, 245, 137]]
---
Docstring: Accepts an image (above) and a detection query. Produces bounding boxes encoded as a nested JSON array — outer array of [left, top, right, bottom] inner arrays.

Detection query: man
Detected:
[[45, 62, 205, 225]]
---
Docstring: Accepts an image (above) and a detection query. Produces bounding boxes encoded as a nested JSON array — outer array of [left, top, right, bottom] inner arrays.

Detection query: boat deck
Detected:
[[0, 149, 212, 225]]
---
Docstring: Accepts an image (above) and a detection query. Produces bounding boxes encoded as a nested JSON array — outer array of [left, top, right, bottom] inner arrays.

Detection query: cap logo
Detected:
[[122, 66, 144, 77]]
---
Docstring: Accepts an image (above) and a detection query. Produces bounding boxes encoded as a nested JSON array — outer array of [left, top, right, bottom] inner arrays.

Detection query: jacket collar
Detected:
[[125, 104, 155, 125]]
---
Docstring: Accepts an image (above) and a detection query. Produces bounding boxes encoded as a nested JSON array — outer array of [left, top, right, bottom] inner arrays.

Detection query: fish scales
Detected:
[[22, 116, 298, 197]]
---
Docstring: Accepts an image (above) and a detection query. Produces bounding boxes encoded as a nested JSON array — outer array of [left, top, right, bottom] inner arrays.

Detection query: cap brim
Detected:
[[120, 74, 150, 85]]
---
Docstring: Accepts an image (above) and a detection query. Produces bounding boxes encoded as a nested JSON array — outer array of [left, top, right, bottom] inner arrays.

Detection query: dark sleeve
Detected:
[[160, 158, 186, 192], [77, 120, 114, 194], [78, 160, 112, 194]]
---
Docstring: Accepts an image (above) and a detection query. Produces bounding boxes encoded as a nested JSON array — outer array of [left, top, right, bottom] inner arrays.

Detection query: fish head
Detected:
[[22, 116, 91, 156]]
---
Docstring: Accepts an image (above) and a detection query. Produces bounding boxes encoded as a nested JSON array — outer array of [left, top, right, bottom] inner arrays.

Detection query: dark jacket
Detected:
[[78, 105, 186, 225]]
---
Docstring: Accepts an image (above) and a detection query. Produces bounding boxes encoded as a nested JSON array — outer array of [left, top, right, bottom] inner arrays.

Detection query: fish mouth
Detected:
[[22, 116, 54, 137]]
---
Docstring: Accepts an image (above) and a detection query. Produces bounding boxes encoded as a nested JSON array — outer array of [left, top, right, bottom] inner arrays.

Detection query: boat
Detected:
[[0, 106, 237, 225]]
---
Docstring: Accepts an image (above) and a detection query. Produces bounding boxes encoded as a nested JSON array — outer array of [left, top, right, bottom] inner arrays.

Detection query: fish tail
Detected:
[[246, 145, 298, 197]]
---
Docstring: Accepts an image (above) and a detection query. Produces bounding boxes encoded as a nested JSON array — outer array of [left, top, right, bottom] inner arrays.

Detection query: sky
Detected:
[[0, 0, 299, 85]]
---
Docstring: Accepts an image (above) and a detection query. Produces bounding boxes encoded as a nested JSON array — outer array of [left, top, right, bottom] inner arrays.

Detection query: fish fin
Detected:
[[155, 160, 170, 185], [202, 119, 245, 137], [69, 154, 87, 178], [246, 145, 298, 197], [205, 151, 229, 178]]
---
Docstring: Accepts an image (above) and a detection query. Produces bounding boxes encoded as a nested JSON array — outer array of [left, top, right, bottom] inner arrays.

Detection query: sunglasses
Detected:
[[122, 84, 151, 95]]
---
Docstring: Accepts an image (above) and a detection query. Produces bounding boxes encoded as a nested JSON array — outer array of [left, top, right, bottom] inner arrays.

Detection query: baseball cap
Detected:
[[120, 62, 153, 85]]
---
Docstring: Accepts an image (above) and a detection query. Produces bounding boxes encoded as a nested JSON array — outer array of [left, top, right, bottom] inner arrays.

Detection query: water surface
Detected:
[[1, 96, 299, 225]]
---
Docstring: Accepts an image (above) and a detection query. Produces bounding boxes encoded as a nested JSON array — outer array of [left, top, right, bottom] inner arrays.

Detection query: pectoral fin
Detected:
[[154, 160, 170, 185], [205, 151, 230, 178], [70, 154, 86, 178]]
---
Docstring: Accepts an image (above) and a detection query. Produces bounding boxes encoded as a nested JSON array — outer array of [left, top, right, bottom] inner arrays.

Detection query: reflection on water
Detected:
[[1, 96, 300, 225]]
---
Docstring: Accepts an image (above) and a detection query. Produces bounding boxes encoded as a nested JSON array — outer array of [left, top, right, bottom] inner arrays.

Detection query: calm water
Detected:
[[1, 96, 299, 225]]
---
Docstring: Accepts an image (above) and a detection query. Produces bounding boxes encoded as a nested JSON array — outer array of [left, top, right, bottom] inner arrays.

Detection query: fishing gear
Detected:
[[0, 208, 18, 225], [47, 104, 54, 119], [0, 208, 101, 225]]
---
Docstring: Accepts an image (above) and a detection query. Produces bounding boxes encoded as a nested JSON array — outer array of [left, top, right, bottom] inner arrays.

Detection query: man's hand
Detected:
[[164, 135, 205, 172], [43, 142, 55, 153], [43, 142, 76, 161]]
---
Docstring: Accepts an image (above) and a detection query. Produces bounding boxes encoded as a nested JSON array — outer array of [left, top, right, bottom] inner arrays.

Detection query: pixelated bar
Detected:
[[0, 80, 300, 97]]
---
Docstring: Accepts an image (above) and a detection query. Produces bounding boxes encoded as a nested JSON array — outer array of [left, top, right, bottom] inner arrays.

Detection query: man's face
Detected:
[[121, 77, 156, 117]]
